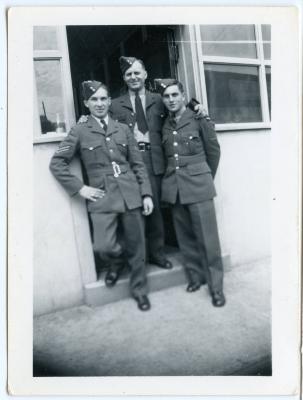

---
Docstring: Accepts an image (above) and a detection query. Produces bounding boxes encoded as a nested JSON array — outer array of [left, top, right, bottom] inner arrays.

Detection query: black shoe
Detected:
[[105, 271, 120, 288], [186, 282, 201, 292], [211, 290, 226, 307], [150, 258, 173, 270], [134, 295, 151, 311]]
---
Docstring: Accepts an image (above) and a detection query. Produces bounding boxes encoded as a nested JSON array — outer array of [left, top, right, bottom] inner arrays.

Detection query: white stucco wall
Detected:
[[215, 130, 271, 266], [33, 143, 95, 316]]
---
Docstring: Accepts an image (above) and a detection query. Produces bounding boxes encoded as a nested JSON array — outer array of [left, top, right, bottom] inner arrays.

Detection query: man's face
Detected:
[[123, 61, 147, 92], [84, 87, 111, 119], [162, 85, 186, 114]]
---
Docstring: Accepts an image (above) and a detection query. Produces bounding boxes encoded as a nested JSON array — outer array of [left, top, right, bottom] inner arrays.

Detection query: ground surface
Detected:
[[33, 258, 271, 376]]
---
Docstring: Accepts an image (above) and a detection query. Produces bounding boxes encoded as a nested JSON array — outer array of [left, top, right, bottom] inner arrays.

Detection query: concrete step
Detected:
[[84, 248, 231, 307]]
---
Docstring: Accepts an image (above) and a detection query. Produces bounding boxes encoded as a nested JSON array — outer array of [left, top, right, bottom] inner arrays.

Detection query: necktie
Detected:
[[100, 119, 107, 132], [135, 92, 148, 134]]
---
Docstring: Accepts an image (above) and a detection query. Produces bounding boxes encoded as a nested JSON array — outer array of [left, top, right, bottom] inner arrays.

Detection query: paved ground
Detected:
[[33, 258, 271, 377]]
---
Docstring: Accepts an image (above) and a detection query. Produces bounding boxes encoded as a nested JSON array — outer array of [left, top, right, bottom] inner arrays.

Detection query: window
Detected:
[[195, 25, 271, 130], [33, 26, 75, 142]]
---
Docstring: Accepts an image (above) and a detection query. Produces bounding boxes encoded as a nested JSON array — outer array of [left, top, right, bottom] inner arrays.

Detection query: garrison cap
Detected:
[[119, 56, 138, 75], [154, 78, 179, 96], [82, 80, 103, 100]]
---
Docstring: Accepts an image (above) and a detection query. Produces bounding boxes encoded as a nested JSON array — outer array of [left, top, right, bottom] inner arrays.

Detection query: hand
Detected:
[[194, 104, 208, 117], [77, 115, 89, 124], [142, 196, 154, 216], [79, 185, 105, 202]]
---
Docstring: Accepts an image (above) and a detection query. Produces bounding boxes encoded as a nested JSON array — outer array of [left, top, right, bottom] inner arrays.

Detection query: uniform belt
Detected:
[[167, 153, 206, 167], [137, 142, 151, 151], [90, 163, 129, 178]]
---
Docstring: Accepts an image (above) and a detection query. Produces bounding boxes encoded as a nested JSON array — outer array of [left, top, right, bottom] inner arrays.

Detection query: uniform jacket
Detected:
[[161, 108, 220, 205], [49, 115, 152, 213], [110, 90, 166, 176]]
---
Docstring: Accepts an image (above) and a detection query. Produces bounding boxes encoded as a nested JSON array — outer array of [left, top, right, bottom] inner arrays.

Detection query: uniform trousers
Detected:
[[172, 198, 223, 292], [91, 208, 147, 297], [141, 150, 166, 261]]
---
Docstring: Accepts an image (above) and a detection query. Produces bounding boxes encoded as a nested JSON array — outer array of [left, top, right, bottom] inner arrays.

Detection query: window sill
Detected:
[[34, 132, 67, 144], [216, 122, 271, 132]]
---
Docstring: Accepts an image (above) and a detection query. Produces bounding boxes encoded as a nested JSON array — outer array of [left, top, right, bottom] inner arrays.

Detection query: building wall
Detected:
[[34, 143, 96, 316], [216, 130, 271, 266]]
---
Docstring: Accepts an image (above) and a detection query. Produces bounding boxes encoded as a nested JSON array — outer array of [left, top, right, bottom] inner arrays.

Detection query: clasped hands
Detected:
[[79, 185, 153, 216]]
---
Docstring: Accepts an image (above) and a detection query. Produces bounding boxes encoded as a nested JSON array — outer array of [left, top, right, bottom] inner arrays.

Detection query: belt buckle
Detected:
[[138, 142, 145, 152], [112, 162, 121, 177]]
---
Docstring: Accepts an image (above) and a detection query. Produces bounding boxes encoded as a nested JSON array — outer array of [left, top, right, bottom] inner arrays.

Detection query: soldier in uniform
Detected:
[[49, 80, 153, 311], [155, 78, 225, 307]]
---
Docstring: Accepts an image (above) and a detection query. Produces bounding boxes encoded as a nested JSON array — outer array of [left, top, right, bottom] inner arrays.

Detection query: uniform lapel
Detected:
[[176, 108, 194, 130], [145, 90, 156, 110], [116, 93, 133, 111], [106, 117, 119, 136]]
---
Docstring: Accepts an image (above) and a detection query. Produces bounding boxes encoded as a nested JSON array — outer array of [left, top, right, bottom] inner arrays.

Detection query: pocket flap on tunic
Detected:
[[187, 162, 210, 175]]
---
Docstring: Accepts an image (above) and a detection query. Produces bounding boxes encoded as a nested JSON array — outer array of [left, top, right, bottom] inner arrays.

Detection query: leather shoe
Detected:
[[134, 295, 151, 311], [211, 290, 226, 307], [105, 271, 119, 288], [151, 258, 173, 270], [186, 282, 201, 292], [186, 277, 207, 292]]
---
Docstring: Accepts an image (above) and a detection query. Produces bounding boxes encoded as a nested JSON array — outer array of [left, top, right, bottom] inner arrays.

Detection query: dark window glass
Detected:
[[34, 60, 66, 134], [266, 66, 271, 118], [204, 64, 262, 124]]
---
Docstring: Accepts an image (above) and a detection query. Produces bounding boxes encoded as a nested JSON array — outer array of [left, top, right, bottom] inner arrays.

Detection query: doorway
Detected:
[[66, 25, 177, 119], [66, 25, 179, 273]]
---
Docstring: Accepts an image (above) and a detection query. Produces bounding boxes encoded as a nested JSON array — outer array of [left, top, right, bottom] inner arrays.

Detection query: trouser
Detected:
[[141, 150, 166, 261], [91, 208, 147, 297], [172, 199, 223, 292]]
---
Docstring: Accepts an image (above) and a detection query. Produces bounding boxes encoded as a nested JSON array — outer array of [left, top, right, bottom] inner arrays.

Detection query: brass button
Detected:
[[106, 137, 110, 141], [109, 149, 113, 152], [129, 123, 133, 127], [174, 153, 178, 158], [173, 131, 177, 135], [176, 166, 180, 170], [173, 142, 178, 146]]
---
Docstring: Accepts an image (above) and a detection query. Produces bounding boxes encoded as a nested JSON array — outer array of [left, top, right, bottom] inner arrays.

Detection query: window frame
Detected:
[[192, 24, 271, 131], [33, 26, 75, 144]]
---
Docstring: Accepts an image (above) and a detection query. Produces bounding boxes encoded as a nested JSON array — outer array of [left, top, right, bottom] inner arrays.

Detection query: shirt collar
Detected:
[[92, 114, 109, 124], [129, 87, 146, 97]]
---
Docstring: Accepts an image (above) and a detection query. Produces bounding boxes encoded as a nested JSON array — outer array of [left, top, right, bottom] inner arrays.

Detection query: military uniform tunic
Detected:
[[110, 90, 167, 262], [161, 109, 224, 291], [49, 115, 152, 297]]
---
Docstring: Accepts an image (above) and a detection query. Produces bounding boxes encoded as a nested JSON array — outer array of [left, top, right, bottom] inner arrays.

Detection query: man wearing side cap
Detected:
[[155, 78, 225, 307], [110, 56, 208, 272], [50, 80, 153, 311]]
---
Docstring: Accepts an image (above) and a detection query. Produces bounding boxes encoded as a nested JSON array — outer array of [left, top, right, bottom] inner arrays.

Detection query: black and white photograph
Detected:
[[7, 5, 301, 397]]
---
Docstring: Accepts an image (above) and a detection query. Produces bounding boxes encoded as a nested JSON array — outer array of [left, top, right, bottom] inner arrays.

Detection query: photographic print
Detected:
[[7, 6, 301, 397]]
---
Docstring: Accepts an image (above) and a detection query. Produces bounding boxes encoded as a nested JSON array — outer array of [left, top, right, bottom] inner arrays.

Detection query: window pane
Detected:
[[200, 25, 256, 41], [204, 64, 262, 124], [263, 43, 271, 60], [261, 25, 271, 41], [34, 60, 66, 134], [266, 66, 271, 118], [202, 43, 257, 58], [34, 26, 58, 50]]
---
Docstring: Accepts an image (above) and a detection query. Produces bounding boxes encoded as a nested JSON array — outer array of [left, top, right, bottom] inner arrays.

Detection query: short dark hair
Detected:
[[163, 80, 184, 95]]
